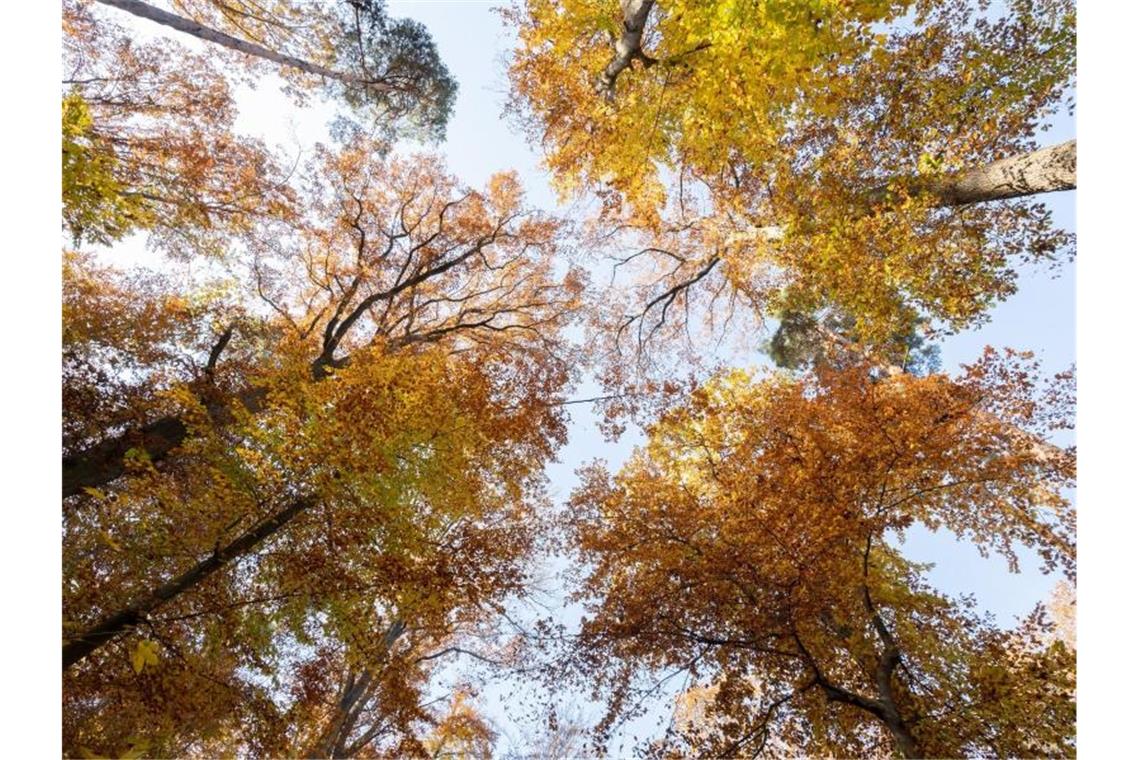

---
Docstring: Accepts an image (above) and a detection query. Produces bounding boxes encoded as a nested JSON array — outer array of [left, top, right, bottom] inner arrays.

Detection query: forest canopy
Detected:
[[59, 0, 1076, 757]]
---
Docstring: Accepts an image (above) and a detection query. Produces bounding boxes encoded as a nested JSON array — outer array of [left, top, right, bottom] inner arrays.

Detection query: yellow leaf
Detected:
[[101, 531, 123, 553], [131, 640, 159, 674]]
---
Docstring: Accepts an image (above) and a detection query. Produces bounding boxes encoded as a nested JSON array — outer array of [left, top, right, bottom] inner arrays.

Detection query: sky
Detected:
[[89, 0, 1076, 753]]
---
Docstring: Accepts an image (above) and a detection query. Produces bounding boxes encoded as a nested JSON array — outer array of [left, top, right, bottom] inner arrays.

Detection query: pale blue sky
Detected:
[[92, 1, 1076, 753]]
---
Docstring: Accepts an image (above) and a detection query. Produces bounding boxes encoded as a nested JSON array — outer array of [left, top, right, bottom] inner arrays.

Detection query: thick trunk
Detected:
[[736, 141, 1075, 244], [63, 415, 187, 499], [884, 714, 923, 759], [62, 496, 315, 671], [62, 386, 267, 500], [897, 140, 1076, 207], [93, 0, 388, 89]]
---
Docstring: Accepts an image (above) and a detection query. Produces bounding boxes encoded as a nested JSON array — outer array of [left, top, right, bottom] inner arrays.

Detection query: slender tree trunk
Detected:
[[62, 496, 315, 671], [308, 671, 376, 760], [306, 621, 407, 759], [595, 0, 656, 98], [93, 0, 389, 89], [861, 536, 924, 758]]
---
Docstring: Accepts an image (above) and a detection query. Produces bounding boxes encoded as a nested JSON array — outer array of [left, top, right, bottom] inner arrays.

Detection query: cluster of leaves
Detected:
[[508, 0, 1075, 355], [565, 355, 1075, 757]]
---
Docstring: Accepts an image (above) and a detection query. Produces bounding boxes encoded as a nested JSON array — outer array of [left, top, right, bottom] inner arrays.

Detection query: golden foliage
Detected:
[[508, 0, 1075, 350]]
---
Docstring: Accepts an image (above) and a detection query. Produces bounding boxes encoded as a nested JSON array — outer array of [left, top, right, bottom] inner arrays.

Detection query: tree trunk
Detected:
[[306, 621, 407, 759], [595, 0, 656, 98], [896, 140, 1076, 207], [63, 415, 187, 499], [93, 0, 389, 90], [736, 141, 1075, 246], [862, 537, 925, 758], [883, 711, 923, 759], [62, 495, 315, 671], [63, 386, 267, 500], [874, 647, 924, 759]]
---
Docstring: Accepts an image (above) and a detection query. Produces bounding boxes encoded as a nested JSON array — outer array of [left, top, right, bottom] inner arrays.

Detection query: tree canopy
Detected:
[[565, 353, 1075, 757], [508, 0, 1075, 353], [62, 142, 586, 756], [95, 0, 457, 139], [59, 0, 1077, 756]]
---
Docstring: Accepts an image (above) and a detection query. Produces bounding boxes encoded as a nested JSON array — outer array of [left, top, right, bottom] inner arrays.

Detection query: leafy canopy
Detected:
[[509, 0, 1075, 350], [62, 144, 585, 757], [566, 352, 1075, 757]]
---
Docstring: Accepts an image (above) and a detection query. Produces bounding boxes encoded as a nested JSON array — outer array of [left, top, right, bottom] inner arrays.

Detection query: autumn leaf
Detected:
[[131, 640, 160, 674]]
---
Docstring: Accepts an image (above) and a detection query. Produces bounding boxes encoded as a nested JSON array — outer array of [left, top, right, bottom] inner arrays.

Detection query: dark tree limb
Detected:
[[62, 385, 267, 500], [63, 415, 187, 500], [63, 495, 317, 671]]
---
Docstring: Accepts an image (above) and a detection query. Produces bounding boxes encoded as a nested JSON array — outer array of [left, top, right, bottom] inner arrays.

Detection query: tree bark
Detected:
[[93, 0, 391, 90], [875, 140, 1076, 208], [872, 644, 923, 758], [728, 142, 1076, 251], [62, 386, 267, 500], [62, 495, 315, 671]]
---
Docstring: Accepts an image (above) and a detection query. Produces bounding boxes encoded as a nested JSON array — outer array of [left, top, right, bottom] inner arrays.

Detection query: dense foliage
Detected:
[[566, 355, 1074, 757], [61, 0, 1076, 756]]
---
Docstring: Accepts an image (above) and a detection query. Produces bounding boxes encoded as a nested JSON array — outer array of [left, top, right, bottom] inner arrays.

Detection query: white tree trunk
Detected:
[[95, 0, 390, 90], [891, 140, 1076, 207]]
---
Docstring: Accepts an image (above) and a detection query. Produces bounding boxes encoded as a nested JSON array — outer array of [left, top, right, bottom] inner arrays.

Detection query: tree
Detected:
[[420, 691, 497, 760], [62, 143, 585, 754], [564, 351, 1075, 757], [63, 0, 297, 249], [508, 0, 1075, 355], [497, 703, 594, 760], [63, 141, 583, 497], [92, 0, 457, 140]]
